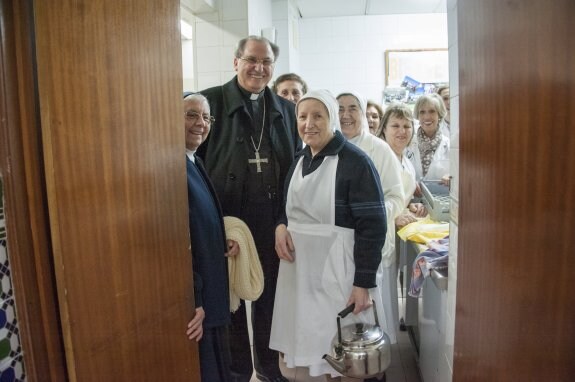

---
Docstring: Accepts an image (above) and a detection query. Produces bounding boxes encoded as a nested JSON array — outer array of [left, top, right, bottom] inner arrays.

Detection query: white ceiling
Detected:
[[293, 0, 447, 18]]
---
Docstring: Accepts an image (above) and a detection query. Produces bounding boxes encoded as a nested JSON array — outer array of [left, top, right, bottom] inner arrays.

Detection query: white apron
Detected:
[[269, 155, 386, 377]]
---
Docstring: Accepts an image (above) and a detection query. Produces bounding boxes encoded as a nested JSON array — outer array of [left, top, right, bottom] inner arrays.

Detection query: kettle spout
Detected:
[[322, 353, 346, 374]]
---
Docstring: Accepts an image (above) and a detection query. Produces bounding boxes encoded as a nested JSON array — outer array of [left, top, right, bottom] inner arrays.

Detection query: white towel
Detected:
[[224, 216, 264, 312]]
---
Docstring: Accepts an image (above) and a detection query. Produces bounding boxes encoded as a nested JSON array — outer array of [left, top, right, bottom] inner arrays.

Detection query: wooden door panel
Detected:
[[0, 0, 67, 379], [454, 0, 575, 380], [33, 1, 199, 380]]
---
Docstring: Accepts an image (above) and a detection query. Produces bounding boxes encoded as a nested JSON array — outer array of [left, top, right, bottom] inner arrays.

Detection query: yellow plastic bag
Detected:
[[397, 217, 449, 244]]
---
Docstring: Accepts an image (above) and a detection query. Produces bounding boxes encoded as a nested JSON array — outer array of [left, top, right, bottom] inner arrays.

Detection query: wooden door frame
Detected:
[[0, 0, 67, 380]]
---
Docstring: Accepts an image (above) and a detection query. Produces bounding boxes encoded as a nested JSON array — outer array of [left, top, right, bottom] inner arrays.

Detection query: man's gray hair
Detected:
[[235, 35, 279, 61], [184, 93, 210, 112]]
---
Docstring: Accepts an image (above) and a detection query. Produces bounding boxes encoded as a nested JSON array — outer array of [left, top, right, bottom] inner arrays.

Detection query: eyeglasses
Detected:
[[238, 56, 275, 67], [185, 111, 215, 124]]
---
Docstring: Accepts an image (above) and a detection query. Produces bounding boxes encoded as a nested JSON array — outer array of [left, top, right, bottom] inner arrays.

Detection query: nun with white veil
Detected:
[[337, 92, 405, 345], [271, 89, 387, 380]]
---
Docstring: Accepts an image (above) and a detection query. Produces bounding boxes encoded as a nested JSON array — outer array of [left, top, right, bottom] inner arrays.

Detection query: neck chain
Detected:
[[250, 99, 266, 153]]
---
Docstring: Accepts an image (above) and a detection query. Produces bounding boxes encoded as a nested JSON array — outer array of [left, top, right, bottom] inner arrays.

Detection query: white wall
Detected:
[[189, 0, 249, 91], [297, 13, 448, 103], [248, 0, 273, 36], [188, 5, 448, 107], [182, 40, 195, 91], [272, 0, 301, 79], [185, 0, 278, 91]]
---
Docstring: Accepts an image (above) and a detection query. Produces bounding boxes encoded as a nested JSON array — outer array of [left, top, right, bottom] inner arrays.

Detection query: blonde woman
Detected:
[[376, 102, 427, 228], [409, 94, 450, 184]]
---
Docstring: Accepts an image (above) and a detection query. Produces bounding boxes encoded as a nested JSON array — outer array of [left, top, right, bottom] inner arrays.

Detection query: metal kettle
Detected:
[[322, 301, 391, 378]]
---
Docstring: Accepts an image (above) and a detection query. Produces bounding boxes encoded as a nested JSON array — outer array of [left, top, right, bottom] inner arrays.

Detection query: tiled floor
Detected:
[[247, 297, 422, 382]]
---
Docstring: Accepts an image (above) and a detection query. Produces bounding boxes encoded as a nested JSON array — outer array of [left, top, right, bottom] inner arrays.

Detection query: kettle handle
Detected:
[[336, 304, 355, 344], [338, 304, 355, 318], [337, 300, 380, 326]]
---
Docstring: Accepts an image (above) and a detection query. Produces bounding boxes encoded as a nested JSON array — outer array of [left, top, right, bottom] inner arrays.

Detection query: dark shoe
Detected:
[[255, 373, 289, 382], [399, 317, 407, 331], [229, 370, 252, 382]]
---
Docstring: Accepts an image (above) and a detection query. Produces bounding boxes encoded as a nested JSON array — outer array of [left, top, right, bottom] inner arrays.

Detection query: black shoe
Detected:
[[255, 373, 289, 382], [229, 371, 252, 382], [399, 317, 407, 331]]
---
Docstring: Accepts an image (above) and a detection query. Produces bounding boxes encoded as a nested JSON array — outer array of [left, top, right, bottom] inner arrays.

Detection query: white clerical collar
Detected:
[[250, 92, 261, 101], [186, 149, 195, 163]]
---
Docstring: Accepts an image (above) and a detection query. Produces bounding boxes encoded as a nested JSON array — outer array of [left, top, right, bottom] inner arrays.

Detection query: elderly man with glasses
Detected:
[[196, 36, 300, 382], [184, 93, 239, 382]]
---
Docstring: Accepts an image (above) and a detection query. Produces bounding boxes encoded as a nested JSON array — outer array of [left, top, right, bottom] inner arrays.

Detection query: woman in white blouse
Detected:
[[376, 102, 427, 228], [408, 94, 450, 184]]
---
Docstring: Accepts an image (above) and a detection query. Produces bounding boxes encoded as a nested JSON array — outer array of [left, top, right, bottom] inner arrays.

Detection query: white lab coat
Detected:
[[349, 133, 405, 266], [343, 91, 404, 344], [399, 154, 417, 207], [407, 125, 450, 182]]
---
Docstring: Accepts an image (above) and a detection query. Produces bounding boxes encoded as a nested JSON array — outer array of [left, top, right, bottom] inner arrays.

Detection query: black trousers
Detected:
[[229, 273, 280, 378], [229, 198, 282, 379], [199, 326, 232, 382]]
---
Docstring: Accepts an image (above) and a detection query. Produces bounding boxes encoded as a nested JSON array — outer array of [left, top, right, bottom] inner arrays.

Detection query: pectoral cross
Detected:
[[248, 150, 268, 173]]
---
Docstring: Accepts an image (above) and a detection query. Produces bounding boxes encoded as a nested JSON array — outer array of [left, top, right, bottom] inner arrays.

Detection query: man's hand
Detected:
[[186, 307, 205, 342], [225, 239, 239, 257]]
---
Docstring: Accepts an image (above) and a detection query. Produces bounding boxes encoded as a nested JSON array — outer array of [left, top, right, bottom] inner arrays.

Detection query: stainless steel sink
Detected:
[[430, 267, 448, 290]]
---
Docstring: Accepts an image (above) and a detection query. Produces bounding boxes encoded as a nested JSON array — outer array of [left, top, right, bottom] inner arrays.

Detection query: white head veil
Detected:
[[353, 92, 370, 134], [296, 89, 341, 133], [337, 91, 370, 144]]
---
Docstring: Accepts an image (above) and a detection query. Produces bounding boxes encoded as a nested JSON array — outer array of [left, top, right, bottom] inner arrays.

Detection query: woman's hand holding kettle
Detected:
[[347, 286, 372, 315], [275, 224, 295, 262]]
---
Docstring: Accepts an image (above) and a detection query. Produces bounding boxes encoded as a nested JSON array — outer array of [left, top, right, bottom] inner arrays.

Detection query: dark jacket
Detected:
[[187, 156, 230, 328], [197, 77, 301, 219], [279, 131, 387, 289]]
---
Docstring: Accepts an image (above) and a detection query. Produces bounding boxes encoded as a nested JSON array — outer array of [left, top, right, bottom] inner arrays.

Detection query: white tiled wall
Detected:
[[182, 40, 195, 91], [188, 3, 449, 104], [297, 13, 448, 102], [271, 0, 301, 77], [187, 0, 279, 92], [188, 0, 249, 91], [248, 0, 273, 36]]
